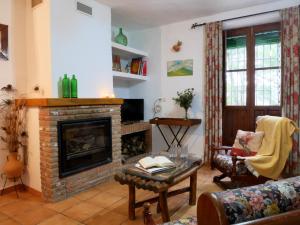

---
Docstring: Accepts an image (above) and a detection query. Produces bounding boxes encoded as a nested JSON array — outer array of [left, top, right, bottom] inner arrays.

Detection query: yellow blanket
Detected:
[[245, 116, 297, 179]]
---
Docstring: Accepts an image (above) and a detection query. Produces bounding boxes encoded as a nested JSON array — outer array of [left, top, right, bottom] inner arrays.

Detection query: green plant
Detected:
[[0, 84, 27, 153], [173, 88, 195, 119]]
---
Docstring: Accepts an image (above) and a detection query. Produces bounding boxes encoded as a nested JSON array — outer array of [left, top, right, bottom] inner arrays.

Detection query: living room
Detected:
[[1, 0, 300, 224]]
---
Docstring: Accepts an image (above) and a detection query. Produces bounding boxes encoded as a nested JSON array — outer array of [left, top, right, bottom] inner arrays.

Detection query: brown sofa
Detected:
[[144, 176, 300, 225]]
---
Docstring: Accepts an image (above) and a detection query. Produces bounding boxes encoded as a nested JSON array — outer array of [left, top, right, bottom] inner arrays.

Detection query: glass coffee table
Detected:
[[114, 154, 202, 222]]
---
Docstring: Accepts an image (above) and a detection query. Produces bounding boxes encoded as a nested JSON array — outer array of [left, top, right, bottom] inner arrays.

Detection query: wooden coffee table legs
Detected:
[[189, 172, 197, 205], [159, 191, 170, 222], [129, 184, 136, 220], [127, 171, 198, 223]]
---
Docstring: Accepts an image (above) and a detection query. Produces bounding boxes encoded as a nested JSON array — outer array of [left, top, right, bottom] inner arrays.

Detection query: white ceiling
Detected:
[[96, 0, 281, 30]]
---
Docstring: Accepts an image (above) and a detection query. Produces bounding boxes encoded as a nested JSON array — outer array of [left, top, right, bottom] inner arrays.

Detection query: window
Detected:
[[226, 35, 247, 106], [255, 31, 281, 106], [224, 24, 281, 107]]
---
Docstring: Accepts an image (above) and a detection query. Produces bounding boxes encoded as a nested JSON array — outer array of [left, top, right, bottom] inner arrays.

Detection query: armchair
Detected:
[[210, 116, 297, 187]]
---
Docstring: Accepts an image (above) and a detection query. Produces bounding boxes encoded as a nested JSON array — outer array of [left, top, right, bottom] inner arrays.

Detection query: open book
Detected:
[[138, 156, 175, 169]]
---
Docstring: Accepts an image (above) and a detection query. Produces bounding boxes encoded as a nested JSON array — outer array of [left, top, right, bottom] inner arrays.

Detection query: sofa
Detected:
[[144, 176, 300, 225]]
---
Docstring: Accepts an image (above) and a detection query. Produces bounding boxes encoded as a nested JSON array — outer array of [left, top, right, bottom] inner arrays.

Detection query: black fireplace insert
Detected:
[[57, 117, 112, 178]]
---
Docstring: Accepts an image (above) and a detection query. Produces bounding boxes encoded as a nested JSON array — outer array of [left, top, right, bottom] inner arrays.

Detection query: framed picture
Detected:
[[167, 59, 193, 77], [0, 24, 8, 60]]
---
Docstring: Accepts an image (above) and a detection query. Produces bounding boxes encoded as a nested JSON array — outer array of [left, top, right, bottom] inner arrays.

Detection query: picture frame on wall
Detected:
[[167, 59, 193, 77], [0, 24, 8, 60]]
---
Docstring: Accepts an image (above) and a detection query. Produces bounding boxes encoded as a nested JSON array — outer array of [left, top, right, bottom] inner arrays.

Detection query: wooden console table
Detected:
[[115, 156, 202, 222], [149, 118, 201, 151]]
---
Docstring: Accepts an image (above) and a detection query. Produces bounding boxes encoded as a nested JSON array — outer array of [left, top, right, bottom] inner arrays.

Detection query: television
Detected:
[[121, 99, 144, 123]]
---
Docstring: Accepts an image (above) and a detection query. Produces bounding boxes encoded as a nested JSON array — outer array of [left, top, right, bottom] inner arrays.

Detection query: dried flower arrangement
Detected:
[[173, 88, 195, 119], [0, 84, 27, 154]]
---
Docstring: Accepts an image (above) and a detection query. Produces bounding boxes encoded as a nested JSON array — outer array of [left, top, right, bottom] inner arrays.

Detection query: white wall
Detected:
[[51, 0, 113, 98], [159, 23, 205, 156], [0, 0, 27, 188], [26, 0, 52, 97], [126, 0, 300, 158]]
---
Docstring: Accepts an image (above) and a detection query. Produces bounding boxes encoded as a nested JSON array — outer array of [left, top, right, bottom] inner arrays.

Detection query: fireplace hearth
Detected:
[[57, 117, 112, 178]]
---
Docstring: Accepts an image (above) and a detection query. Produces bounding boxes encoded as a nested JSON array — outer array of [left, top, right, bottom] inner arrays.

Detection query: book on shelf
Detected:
[[130, 58, 147, 76]]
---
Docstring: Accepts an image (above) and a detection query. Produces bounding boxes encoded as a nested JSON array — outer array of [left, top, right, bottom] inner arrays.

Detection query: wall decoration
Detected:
[[167, 59, 193, 77], [172, 40, 182, 52], [0, 24, 8, 60]]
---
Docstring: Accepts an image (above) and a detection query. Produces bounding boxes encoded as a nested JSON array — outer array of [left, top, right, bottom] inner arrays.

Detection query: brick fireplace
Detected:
[[26, 98, 123, 202]]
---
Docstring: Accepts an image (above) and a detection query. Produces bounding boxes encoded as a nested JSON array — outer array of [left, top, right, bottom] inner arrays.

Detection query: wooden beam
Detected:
[[23, 98, 124, 107], [32, 0, 43, 8]]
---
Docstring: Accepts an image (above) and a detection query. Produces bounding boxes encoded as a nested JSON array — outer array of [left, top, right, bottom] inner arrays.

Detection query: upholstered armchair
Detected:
[[210, 116, 297, 187]]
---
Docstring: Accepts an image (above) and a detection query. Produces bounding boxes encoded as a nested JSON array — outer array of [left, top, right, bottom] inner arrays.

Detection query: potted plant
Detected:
[[0, 84, 27, 179], [173, 88, 195, 119]]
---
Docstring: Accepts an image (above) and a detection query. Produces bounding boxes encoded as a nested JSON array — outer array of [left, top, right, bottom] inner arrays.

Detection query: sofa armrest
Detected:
[[197, 192, 229, 225]]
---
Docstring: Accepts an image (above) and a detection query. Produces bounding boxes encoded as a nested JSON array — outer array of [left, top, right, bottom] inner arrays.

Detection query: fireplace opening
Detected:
[[57, 117, 112, 178]]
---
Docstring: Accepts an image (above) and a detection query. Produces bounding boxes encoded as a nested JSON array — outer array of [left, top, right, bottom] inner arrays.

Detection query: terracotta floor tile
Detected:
[[0, 218, 20, 225], [13, 207, 57, 225], [73, 187, 100, 201], [105, 184, 129, 197], [0, 199, 43, 217], [44, 197, 81, 212], [0, 194, 20, 207], [63, 202, 105, 222], [38, 214, 83, 225], [84, 211, 127, 225], [86, 191, 124, 208], [0, 166, 221, 225], [0, 212, 9, 222]]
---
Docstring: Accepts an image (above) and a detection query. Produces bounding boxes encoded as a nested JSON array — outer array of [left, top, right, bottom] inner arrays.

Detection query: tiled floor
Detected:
[[0, 166, 223, 225]]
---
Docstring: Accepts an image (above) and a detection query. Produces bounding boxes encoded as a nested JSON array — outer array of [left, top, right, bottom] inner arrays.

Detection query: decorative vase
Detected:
[[62, 74, 70, 98], [115, 28, 128, 46], [3, 152, 23, 179], [71, 74, 78, 98], [184, 108, 188, 120]]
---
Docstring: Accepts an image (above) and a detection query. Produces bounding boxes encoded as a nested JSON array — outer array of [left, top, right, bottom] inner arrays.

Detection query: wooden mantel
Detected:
[[24, 98, 124, 107]]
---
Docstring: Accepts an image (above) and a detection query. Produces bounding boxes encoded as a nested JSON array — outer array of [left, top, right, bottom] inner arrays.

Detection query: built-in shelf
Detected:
[[112, 42, 148, 59], [113, 71, 149, 82]]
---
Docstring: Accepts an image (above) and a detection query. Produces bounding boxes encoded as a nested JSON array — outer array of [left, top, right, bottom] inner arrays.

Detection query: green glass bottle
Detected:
[[71, 74, 78, 98], [115, 28, 128, 46], [62, 74, 70, 98]]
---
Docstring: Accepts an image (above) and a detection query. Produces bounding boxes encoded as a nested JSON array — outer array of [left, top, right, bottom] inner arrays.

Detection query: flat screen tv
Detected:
[[121, 99, 144, 123]]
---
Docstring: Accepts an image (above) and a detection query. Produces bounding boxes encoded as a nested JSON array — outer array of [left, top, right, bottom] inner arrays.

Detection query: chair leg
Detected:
[[13, 177, 19, 198], [19, 176, 25, 191]]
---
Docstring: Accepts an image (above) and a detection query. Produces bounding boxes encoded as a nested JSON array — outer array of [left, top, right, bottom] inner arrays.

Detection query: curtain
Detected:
[[281, 6, 300, 176], [204, 22, 223, 163]]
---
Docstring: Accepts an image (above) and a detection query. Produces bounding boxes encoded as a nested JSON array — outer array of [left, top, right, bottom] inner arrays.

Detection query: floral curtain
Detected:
[[281, 7, 300, 176], [204, 22, 223, 163]]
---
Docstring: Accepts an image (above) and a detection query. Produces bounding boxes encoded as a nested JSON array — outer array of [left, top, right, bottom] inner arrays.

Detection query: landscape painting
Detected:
[[167, 59, 193, 77]]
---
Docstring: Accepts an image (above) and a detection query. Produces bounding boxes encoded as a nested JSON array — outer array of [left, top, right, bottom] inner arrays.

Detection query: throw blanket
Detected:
[[245, 116, 297, 179]]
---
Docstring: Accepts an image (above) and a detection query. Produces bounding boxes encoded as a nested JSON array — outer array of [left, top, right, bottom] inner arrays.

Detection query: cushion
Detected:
[[233, 130, 264, 154], [230, 147, 257, 157], [213, 176, 300, 224], [161, 217, 197, 225]]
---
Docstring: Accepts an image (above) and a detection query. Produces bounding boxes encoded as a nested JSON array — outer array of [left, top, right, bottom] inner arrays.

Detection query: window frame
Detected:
[[223, 22, 281, 109]]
